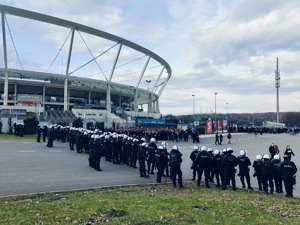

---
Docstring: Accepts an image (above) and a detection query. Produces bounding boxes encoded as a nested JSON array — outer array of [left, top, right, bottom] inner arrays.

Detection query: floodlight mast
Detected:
[[275, 57, 280, 123]]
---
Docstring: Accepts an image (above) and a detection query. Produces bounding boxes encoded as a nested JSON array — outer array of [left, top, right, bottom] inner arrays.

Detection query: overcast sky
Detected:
[[1, 0, 300, 116]]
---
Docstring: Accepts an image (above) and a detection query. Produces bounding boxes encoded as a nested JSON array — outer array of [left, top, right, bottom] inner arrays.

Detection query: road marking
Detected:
[[19, 150, 34, 153], [49, 150, 63, 153]]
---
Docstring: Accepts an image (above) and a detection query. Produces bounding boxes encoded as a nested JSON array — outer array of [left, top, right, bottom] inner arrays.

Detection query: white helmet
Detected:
[[207, 147, 213, 152], [150, 138, 156, 143], [227, 147, 233, 153], [193, 146, 199, 150], [214, 149, 220, 155], [239, 150, 246, 156], [200, 146, 207, 151], [141, 142, 147, 147], [256, 155, 262, 160], [273, 155, 280, 160], [158, 146, 164, 150], [263, 154, 270, 160], [161, 142, 168, 148], [172, 145, 179, 151], [222, 148, 227, 153]]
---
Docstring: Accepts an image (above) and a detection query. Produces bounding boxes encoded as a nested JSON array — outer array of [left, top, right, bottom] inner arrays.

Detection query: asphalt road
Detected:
[[0, 133, 299, 197]]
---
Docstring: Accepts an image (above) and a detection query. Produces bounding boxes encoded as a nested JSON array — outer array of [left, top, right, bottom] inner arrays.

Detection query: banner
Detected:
[[218, 120, 223, 132], [223, 120, 228, 132], [206, 120, 213, 134]]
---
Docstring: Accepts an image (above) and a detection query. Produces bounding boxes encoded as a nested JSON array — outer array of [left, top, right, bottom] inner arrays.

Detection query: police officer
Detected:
[[130, 138, 139, 168], [88, 134, 95, 168], [69, 127, 76, 150], [252, 155, 263, 191], [103, 134, 111, 161], [138, 142, 148, 178], [147, 138, 157, 175], [212, 149, 223, 187], [155, 146, 166, 183], [36, 124, 42, 142], [42, 124, 48, 142], [161, 141, 170, 177], [271, 155, 283, 193], [278, 155, 297, 197], [94, 135, 103, 171], [207, 147, 214, 182], [237, 150, 253, 189], [222, 147, 238, 191], [261, 154, 274, 194], [190, 146, 199, 181], [169, 145, 183, 188], [195, 146, 212, 188], [46, 125, 54, 148]]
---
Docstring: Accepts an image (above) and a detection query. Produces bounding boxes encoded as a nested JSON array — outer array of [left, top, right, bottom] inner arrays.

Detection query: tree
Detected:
[[24, 117, 39, 135], [86, 122, 94, 130], [95, 122, 104, 130], [73, 117, 83, 128], [281, 112, 300, 127]]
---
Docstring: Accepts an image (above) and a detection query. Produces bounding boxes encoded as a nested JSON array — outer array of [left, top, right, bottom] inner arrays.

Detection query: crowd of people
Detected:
[[36, 124, 298, 198], [189, 143, 297, 197]]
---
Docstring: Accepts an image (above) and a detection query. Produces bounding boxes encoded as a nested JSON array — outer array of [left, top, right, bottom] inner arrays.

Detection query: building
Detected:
[[0, 4, 171, 127]]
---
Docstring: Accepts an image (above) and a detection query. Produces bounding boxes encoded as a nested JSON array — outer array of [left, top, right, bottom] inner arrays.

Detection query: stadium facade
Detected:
[[0, 5, 171, 127]]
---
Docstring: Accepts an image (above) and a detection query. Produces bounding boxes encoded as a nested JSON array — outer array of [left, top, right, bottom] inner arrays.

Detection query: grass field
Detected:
[[0, 182, 299, 225], [0, 133, 36, 140]]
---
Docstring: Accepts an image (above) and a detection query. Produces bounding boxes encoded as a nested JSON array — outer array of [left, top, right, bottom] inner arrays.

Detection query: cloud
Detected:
[[1, 0, 300, 115]]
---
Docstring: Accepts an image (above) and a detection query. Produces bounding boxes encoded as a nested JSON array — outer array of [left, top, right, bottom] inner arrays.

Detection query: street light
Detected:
[[192, 95, 195, 129], [146, 80, 151, 119], [214, 92, 218, 133], [226, 102, 229, 119]]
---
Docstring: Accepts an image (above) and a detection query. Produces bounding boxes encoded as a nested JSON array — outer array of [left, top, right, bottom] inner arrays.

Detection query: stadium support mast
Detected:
[[275, 57, 280, 123]]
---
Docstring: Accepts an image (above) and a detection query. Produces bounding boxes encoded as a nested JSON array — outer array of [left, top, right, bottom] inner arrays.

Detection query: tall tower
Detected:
[[275, 57, 280, 123]]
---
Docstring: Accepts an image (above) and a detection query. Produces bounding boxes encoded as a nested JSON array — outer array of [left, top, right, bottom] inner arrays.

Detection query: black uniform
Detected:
[[271, 157, 283, 193], [94, 137, 102, 171], [195, 150, 212, 188], [222, 151, 238, 190], [237, 154, 252, 189], [261, 158, 274, 194], [190, 149, 198, 180], [130, 139, 139, 168], [212, 153, 223, 187], [154, 147, 167, 183], [278, 157, 297, 197], [36, 125, 42, 142], [252, 158, 263, 191], [147, 142, 157, 175], [42, 125, 47, 142], [169, 148, 183, 188], [138, 144, 148, 178]]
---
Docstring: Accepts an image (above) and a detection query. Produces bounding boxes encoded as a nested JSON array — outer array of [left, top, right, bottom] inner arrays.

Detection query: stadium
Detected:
[[0, 4, 171, 129]]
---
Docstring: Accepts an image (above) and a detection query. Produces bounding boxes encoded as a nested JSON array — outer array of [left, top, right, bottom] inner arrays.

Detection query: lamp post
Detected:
[[192, 95, 195, 129], [146, 80, 151, 119], [226, 102, 228, 119], [214, 92, 218, 134]]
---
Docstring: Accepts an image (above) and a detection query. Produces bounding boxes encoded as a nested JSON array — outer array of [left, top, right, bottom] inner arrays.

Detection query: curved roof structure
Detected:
[[0, 4, 171, 116]]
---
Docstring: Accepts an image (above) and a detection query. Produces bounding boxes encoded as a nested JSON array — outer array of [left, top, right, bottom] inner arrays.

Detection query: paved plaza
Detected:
[[0, 133, 299, 197]]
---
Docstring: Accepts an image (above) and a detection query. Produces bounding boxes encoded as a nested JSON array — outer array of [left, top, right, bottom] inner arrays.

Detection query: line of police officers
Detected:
[[190, 145, 297, 197], [38, 124, 297, 197]]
